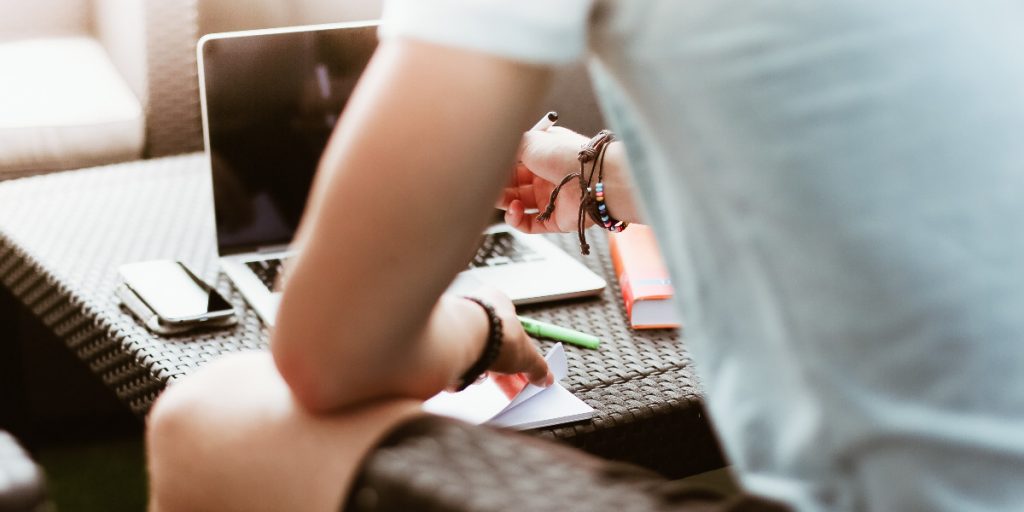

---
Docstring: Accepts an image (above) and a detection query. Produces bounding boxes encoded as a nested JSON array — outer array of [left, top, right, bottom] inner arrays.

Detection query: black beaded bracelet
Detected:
[[455, 296, 504, 391]]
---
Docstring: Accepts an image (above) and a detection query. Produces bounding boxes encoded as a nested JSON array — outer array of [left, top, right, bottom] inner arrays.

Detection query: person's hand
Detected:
[[499, 127, 590, 234], [499, 127, 640, 234], [461, 287, 554, 388]]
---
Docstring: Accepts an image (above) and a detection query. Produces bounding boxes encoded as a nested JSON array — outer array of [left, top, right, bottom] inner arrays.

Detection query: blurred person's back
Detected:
[[568, 1, 1024, 509]]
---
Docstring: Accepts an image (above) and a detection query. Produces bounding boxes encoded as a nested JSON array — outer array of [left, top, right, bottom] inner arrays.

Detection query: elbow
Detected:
[[270, 333, 343, 414]]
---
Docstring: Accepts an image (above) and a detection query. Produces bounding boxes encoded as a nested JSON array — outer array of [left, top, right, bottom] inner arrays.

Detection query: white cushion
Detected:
[[0, 37, 144, 175], [0, 0, 91, 41]]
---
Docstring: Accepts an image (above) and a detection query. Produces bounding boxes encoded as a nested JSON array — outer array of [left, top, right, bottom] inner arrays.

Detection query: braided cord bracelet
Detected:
[[536, 129, 628, 255]]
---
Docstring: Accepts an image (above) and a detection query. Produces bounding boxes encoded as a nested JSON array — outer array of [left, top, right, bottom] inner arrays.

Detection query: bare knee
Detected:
[[146, 404, 187, 511], [146, 378, 205, 511], [146, 353, 257, 512], [146, 351, 422, 512]]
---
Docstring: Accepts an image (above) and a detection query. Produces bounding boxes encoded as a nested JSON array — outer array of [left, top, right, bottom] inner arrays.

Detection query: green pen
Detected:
[[518, 316, 601, 350]]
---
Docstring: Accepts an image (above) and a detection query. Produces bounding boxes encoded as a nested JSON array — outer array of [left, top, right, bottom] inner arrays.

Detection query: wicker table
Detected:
[[0, 154, 724, 478]]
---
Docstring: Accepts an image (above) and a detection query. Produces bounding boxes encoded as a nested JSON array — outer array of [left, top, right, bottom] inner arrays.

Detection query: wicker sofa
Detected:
[[0, 0, 202, 179]]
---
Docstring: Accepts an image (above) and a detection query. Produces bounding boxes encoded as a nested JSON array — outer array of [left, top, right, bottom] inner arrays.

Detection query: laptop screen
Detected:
[[199, 23, 378, 254]]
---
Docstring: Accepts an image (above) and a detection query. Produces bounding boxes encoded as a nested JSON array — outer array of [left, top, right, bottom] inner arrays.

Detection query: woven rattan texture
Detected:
[[347, 417, 688, 512], [143, 0, 203, 157], [517, 237, 723, 476], [0, 155, 722, 476]]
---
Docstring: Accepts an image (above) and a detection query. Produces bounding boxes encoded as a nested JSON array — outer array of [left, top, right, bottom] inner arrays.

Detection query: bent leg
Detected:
[[348, 415, 789, 512], [146, 351, 421, 512]]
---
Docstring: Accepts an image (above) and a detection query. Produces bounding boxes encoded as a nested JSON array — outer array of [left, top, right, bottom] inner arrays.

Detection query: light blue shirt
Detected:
[[383, 1, 1024, 509]]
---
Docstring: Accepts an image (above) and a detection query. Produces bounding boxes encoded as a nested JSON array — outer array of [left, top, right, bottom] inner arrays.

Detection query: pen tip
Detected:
[[547, 111, 558, 122]]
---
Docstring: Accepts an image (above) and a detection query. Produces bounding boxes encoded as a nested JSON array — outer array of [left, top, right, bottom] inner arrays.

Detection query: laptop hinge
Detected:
[[256, 244, 292, 254]]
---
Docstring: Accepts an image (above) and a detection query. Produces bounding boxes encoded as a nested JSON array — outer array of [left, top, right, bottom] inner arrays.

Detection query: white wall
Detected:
[[0, 0, 91, 40]]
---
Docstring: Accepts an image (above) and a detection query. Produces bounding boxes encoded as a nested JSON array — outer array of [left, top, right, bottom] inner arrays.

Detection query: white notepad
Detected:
[[423, 344, 595, 430]]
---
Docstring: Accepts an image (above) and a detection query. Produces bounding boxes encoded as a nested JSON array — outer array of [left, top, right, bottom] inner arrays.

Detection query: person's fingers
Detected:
[[497, 187, 515, 210], [505, 207, 561, 234], [504, 199, 523, 227], [504, 201, 558, 234], [498, 164, 545, 210], [513, 164, 542, 209], [514, 183, 537, 209], [515, 163, 536, 184], [519, 130, 587, 183], [467, 289, 554, 388], [520, 343, 552, 387], [499, 316, 552, 388], [498, 185, 536, 209]]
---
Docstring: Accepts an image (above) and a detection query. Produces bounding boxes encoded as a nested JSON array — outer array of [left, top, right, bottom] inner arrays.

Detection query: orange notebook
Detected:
[[609, 225, 681, 329]]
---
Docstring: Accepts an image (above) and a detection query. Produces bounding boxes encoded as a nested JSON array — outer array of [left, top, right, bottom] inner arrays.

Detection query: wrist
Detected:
[[409, 295, 488, 396], [600, 141, 641, 224], [446, 295, 491, 387], [452, 296, 503, 391]]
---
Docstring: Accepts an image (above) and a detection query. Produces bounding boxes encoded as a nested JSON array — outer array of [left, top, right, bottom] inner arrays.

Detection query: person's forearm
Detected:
[[274, 281, 489, 412], [384, 295, 489, 399], [270, 39, 550, 412]]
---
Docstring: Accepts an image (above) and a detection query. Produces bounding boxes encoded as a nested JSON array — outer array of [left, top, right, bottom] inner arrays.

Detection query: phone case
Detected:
[[117, 283, 237, 335]]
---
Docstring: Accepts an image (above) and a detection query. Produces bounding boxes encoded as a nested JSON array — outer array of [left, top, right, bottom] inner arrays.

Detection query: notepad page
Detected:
[[487, 382, 594, 430], [423, 343, 593, 428]]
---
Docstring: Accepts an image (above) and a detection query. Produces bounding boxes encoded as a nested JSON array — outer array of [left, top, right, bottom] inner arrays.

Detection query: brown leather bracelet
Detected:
[[535, 129, 625, 255]]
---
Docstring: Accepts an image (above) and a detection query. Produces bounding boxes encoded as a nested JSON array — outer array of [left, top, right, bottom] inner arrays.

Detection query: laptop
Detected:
[[197, 21, 606, 326]]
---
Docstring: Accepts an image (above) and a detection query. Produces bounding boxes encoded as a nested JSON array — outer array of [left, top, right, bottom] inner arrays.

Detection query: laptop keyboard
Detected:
[[246, 257, 290, 291], [246, 233, 542, 291], [469, 232, 543, 269]]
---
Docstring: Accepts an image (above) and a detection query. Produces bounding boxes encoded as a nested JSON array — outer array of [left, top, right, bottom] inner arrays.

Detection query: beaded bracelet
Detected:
[[535, 129, 627, 255], [593, 182, 626, 232], [455, 296, 504, 391], [589, 138, 628, 233]]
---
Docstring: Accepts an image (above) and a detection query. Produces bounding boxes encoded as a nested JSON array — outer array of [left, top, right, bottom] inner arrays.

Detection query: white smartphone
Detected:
[[118, 260, 236, 331]]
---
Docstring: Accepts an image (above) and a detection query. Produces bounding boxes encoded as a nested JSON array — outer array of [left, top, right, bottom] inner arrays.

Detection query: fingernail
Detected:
[[545, 373, 555, 387]]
